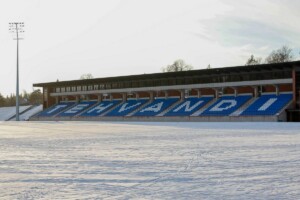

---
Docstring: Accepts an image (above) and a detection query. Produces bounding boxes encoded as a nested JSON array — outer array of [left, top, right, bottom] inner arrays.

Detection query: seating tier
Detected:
[[134, 98, 179, 116], [200, 95, 252, 116], [80, 100, 121, 117], [165, 97, 213, 116], [241, 94, 292, 116], [105, 99, 148, 116], [37, 102, 76, 117], [58, 101, 98, 117]]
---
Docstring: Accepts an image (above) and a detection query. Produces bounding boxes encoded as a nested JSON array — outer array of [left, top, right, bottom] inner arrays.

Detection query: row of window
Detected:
[[54, 70, 291, 93], [56, 85, 102, 93]]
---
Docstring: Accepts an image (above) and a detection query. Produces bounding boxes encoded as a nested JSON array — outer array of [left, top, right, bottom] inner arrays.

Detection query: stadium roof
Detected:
[[33, 61, 300, 87]]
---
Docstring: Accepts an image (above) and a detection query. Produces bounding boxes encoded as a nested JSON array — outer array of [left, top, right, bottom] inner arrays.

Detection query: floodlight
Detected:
[[9, 22, 25, 121]]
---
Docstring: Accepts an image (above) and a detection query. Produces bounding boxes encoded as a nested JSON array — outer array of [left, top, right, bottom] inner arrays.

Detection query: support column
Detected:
[[109, 94, 113, 101], [233, 87, 238, 97], [149, 91, 154, 101], [135, 92, 139, 100], [197, 89, 201, 98], [184, 89, 189, 98], [275, 85, 279, 96], [214, 88, 219, 99], [97, 94, 102, 102], [252, 86, 258, 98], [122, 93, 127, 102], [55, 96, 59, 104], [164, 91, 168, 99], [180, 90, 185, 100]]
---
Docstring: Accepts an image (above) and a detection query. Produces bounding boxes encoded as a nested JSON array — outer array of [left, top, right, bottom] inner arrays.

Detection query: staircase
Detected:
[[100, 101, 124, 116], [75, 101, 99, 117], [126, 99, 153, 116], [277, 100, 293, 115], [190, 98, 217, 116], [230, 97, 257, 116], [156, 98, 184, 116], [53, 102, 77, 118]]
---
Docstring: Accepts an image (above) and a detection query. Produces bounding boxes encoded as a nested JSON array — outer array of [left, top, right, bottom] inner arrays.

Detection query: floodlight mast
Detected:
[[9, 22, 24, 121]]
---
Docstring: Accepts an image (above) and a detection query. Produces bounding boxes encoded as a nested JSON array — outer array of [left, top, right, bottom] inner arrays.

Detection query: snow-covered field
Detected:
[[0, 122, 299, 199]]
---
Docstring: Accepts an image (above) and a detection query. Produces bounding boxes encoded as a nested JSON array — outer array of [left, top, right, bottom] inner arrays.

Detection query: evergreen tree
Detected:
[[0, 93, 5, 107]]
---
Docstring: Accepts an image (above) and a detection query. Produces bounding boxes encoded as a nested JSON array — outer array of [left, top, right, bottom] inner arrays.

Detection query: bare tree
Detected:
[[245, 55, 262, 65], [80, 73, 94, 80], [162, 59, 193, 72], [265, 46, 294, 64]]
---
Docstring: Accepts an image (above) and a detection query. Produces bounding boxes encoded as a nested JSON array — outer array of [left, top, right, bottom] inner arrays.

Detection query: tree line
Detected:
[[163, 45, 297, 72], [0, 89, 43, 107], [245, 45, 294, 65]]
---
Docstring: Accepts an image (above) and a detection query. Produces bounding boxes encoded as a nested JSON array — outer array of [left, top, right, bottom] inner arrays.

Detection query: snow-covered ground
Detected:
[[0, 122, 299, 199]]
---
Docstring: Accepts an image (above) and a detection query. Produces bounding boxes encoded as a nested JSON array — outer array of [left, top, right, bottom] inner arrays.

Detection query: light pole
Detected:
[[9, 22, 24, 121]]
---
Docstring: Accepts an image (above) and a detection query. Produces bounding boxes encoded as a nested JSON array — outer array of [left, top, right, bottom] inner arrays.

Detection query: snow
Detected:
[[0, 122, 299, 199], [0, 106, 32, 121], [9, 105, 43, 121]]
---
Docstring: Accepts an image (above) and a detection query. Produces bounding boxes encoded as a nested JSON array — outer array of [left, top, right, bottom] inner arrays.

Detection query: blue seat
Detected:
[[58, 101, 97, 117], [134, 98, 179, 116], [105, 99, 148, 116], [200, 95, 252, 116], [165, 97, 213, 116], [37, 102, 76, 117], [241, 94, 292, 116], [80, 100, 121, 117]]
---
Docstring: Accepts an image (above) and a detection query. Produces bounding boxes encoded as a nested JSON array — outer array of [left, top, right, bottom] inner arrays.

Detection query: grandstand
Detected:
[[31, 61, 300, 122]]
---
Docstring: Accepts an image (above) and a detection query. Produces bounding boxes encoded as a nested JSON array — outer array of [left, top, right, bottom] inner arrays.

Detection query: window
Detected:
[[56, 88, 60, 93], [112, 82, 118, 89], [132, 81, 140, 88], [77, 86, 81, 91], [72, 86, 76, 92], [161, 79, 168, 85], [124, 81, 132, 88], [106, 83, 111, 89], [99, 84, 105, 89], [176, 78, 184, 85]]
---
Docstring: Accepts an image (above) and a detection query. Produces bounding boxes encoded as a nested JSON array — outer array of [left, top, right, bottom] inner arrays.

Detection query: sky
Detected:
[[1, 0, 300, 96]]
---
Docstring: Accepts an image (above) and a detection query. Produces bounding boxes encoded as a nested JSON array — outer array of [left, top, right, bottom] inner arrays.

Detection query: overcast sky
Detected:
[[1, 0, 300, 96]]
